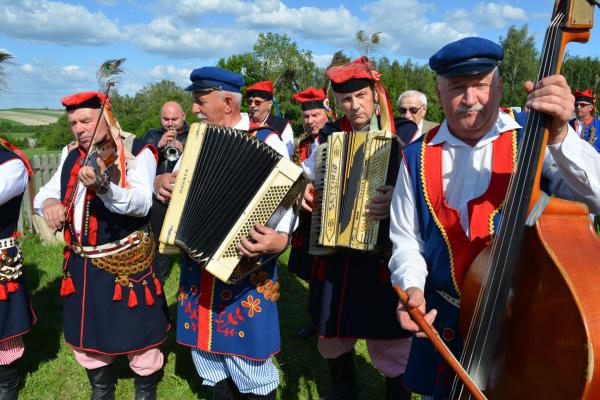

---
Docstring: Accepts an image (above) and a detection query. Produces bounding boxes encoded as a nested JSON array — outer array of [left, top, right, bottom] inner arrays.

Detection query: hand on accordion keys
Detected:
[[153, 171, 178, 203], [238, 224, 289, 258], [300, 183, 315, 212], [365, 185, 394, 220]]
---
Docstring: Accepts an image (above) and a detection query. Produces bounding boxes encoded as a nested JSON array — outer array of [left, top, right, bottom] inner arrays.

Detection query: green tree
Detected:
[[37, 114, 71, 150], [219, 33, 322, 134], [562, 55, 600, 115], [499, 25, 539, 109], [110, 80, 193, 137]]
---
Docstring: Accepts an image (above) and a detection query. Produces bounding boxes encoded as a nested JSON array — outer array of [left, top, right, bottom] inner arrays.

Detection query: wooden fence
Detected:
[[18, 153, 61, 233]]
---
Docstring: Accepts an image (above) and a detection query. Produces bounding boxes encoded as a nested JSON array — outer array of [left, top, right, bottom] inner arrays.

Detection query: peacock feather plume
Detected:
[[96, 58, 126, 92]]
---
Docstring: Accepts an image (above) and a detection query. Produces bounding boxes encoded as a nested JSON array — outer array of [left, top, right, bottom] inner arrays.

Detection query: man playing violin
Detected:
[[34, 92, 168, 400], [389, 37, 600, 398]]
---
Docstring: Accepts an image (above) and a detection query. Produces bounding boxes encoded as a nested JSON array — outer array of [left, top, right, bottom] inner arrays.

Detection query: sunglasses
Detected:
[[575, 102, 593, 107], [399, 105, 424, 114], [247, 98, 268, 106]]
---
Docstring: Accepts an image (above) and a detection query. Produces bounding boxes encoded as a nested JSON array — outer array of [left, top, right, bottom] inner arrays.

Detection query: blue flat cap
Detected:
[[429, 37, 503, 77], [185, 67, 245, 93]]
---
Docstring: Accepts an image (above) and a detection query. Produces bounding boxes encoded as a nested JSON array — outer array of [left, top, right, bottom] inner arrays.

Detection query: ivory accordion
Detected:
[[309, 130, 399, 255], [159, 123, 307, 283]]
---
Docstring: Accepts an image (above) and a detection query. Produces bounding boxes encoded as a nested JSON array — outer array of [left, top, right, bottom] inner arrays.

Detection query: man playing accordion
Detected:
[[301, 57, 414, 400], [158, 67, 293, 400]]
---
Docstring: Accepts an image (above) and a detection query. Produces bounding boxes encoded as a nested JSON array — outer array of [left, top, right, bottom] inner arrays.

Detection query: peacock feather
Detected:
[[96, 58, 126, 92]]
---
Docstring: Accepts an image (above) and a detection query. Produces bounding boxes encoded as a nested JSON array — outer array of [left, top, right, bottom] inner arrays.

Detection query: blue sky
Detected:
[[0, 0, 598, 108]]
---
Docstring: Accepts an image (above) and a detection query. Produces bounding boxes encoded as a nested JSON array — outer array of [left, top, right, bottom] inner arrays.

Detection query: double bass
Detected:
[[397, 0, 600, 398]]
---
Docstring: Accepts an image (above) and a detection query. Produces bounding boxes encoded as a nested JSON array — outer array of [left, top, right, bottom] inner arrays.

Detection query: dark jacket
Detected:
[[142, 122, 190, 175]]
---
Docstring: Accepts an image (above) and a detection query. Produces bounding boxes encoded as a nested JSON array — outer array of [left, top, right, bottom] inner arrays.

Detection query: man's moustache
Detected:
[[456, 104, 484, 113]]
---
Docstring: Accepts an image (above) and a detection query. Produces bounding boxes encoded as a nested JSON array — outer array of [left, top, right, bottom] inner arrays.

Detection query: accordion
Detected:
[[159, 123, 307, 283], [309, 130, 399, 255]]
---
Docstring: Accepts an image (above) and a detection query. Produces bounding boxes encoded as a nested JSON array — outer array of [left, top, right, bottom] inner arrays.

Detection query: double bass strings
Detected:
[[455, 7, 566, 396]]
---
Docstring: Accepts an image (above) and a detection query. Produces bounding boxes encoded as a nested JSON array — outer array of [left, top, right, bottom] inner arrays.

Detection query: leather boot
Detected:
[[0, 361, 21, 400], [133, 370, 161, 400], [86, 365, 115, 400], [320, 351, 358, 400], [385, 374, 411, 400], [244, 389, 276, 399], [213, 378, 241, 400]]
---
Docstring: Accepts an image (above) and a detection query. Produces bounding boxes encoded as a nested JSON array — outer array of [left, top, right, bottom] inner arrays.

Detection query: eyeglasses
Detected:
[[247, 98, 267, 106], [575, 102, 593, 108], [398, 105, 424, 115]]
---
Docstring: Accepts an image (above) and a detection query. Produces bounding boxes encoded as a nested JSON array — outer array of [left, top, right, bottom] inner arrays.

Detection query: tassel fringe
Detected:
[[127, 285, 138, 308], [144, 281, 155, 306]]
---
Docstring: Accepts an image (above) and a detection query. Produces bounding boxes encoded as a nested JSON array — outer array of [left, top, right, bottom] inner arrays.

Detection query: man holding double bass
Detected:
[[390, 37, 600, 398]]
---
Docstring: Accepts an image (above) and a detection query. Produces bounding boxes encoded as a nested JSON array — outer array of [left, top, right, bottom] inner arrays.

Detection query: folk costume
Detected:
[[176, 67, 293, 399], [142, 121, 190, 282], [302, 57, 414, 400], [246, 80, 296, 158], [0, 139, 36, 398], [389, 37, 600, 398], [34, 92, 168, 399], [569, 89, 600, 152]]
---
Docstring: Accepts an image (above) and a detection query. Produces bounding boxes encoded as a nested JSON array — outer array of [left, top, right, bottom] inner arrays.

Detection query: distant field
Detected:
[[22, 147, 59, 158], [0, 109, 62, 125], [4, 132, 35, 139], [0, 117, 25, 126]]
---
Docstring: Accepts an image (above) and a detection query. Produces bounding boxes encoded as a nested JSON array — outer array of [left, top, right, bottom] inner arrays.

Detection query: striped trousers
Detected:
[[191, 349, 279, 396]]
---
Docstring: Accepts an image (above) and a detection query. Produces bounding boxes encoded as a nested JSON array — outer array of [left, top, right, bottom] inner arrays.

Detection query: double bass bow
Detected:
[[398, 1, 600, 399]]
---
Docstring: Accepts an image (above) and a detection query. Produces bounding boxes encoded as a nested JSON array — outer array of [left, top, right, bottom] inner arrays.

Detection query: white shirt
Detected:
[[389, 111, 600, 291], [0, 158, 28, 208], [281, 122, 295, 159], [34, 146, 156, 236]]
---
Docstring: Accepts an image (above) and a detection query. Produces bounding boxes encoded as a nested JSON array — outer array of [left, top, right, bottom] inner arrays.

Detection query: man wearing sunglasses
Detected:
[[246, 81, 295, 158], [569, 89, 600, 152], [397, 90, 438, 136]]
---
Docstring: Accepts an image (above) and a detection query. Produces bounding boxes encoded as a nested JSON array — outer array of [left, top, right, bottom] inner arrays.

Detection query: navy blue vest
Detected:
[[0, 147, 36, 341], [59, 139, 168, 354]]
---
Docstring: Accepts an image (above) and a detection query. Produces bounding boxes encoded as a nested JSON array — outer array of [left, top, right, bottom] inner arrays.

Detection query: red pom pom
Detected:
[[127, 286, 138, 308], [0, 284, 7, 301], [6, 281, 18, 294], [60, 274, 76, 297], [113, 281, 122, 301], [153, 274, 163, 296], [144, 282, 155, 306]]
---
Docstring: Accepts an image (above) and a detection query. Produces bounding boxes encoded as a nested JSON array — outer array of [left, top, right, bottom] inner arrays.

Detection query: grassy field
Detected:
[[0, 110, 59, 126], [17, 236, 392, 399]]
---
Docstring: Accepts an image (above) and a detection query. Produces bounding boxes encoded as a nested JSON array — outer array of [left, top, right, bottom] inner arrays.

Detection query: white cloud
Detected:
[[150, 65, 193, 81], [238, 3, 360, 43], [20, 64, 33, 73], [445, 2, 527, 32], [312, 54, 333, 68], [126, 17, 255, 59], [0, 0, 121, 46], [363, 0, 473, 60]]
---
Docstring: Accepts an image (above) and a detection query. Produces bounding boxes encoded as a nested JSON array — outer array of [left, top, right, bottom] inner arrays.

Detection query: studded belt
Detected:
[[0, 238, 17, 251], [436, 289, 460, 308]]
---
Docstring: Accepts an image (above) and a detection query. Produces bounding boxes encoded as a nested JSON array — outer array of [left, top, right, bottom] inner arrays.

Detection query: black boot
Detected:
[[320, 351, 358, 400], [385, 374, 411, 400], [133, 370, 161, 400], [86, 365, 115, 400], [212, 378, 241, 400], [0, 361, 21, 400], [244, 389, 276, 399]]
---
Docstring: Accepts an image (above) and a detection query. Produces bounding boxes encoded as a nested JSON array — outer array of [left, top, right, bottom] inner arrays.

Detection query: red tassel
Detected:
[[127, 286, 138, 308], [60, 274, 76, 297], [6, 281, 18, 294], [144, 282, 155, 306], [113, 280, 122, 301], [0, 284, 7, 301], [153, 274, 163, 296]]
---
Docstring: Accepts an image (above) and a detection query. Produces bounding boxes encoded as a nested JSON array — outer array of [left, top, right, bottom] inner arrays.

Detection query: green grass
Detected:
[[3, 132, 35, 139], [22, 148, 60, 158], [3, 109, 63, 117], [17, 236, 395, 399], [0, 118, 25, 126]]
